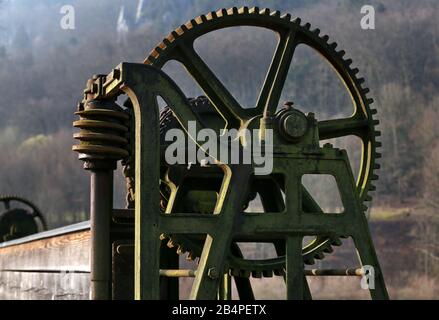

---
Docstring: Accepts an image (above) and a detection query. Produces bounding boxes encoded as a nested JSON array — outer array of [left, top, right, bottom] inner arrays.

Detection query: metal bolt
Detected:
[[283, 101, 294, 109], [207, 267, 219, 279]]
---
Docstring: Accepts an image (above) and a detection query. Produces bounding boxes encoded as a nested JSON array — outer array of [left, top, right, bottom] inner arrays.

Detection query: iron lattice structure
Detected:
[[73, 7, 388, 300]]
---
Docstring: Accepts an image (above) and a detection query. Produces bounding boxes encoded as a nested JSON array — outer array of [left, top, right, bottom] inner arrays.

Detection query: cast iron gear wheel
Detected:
[[124, 7, 381, 277], [0, 195, 47, 242]]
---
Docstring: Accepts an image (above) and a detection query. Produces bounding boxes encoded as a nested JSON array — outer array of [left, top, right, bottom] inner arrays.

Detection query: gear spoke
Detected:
[[318, 116, 369, 140], [256, 27, 299, 116], [176, 43, 252, 127]]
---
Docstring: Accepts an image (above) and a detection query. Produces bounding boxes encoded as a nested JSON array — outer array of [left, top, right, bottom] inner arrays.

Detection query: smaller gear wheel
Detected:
[[0, 196, 46, 242]]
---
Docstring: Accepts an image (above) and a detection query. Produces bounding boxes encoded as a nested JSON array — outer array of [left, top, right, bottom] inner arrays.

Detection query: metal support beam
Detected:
[[90, 168, 113, 300]]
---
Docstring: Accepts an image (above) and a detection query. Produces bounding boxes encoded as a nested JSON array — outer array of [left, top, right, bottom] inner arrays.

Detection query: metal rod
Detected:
[[90, 170, 113, 300], [305, 268, 365, 276], [160, 269, 196, 278], [159, 268, 366, 279], [218, 273, 232, 300]]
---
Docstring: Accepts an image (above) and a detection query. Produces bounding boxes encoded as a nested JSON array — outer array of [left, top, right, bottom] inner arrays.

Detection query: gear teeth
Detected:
[[149, 49, 159, 60], [167, 239, 175, 248], [345, 58, 352, 65], [371, 174, 379, 180], [367, 98, 374, 104], [374, 131, 381, 137], [176, 245, 186, 255], [338, 49, 346, 57], [362, 87, 370, 94], [260, 8, 270, 15], [372, 119, 379, 125], [292, 17, 301, 25], [171, 30, 180, 38], [159, 233, 168, 241], [238, 6, 249, 14], [252, 270, 263, 278], [361, 204, 369, 211], [375, 152, 382, 159], [263, 270, 273, 278], [323, 246, 334, 254], [227, 7, 238, 15], [180, 24, 189, 32], [365, 195, 373, 201], [312, 28, 320, 35], [274, 269, 285, 276], [322, 35, 329, 42], [214, 8, 227, 17], [163, 38, 172, 46], [357, 77, 365, 84], [270, 10, 280, 18], [281, 13, 291, 20], [186, 251, 196, 261], [331, 238, 342, 246], [314, 252, 325, 260], [329, 42, 337, 50], [194, 16, 204, 24], [190, 19, 198, 27], [229, 268, 240, 277], [373, 162, 381, 169], [240, 270, 251, 278], [369, 184, 377, 191], [375, 141, 382, 148], [370, 108, 377, 115], [199, 15, 208, 23], [304, 22, 311, 30], [249, 7, 260, 14], [207, 11, 217, 20], [304, 257, 315, 265], [352, 68, 359, 75]]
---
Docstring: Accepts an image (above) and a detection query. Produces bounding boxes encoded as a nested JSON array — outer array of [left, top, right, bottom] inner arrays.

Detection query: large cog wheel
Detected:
[[125, 7, 381, 277]]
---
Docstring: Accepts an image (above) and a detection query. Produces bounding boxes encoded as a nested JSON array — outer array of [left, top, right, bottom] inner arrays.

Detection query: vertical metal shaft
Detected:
[[90, 170, 113, 300], [218, 273, 232, 300]]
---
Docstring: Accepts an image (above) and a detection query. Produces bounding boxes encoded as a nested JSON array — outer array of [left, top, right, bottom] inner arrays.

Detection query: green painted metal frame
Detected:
[[85, 62, 388, 300]]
